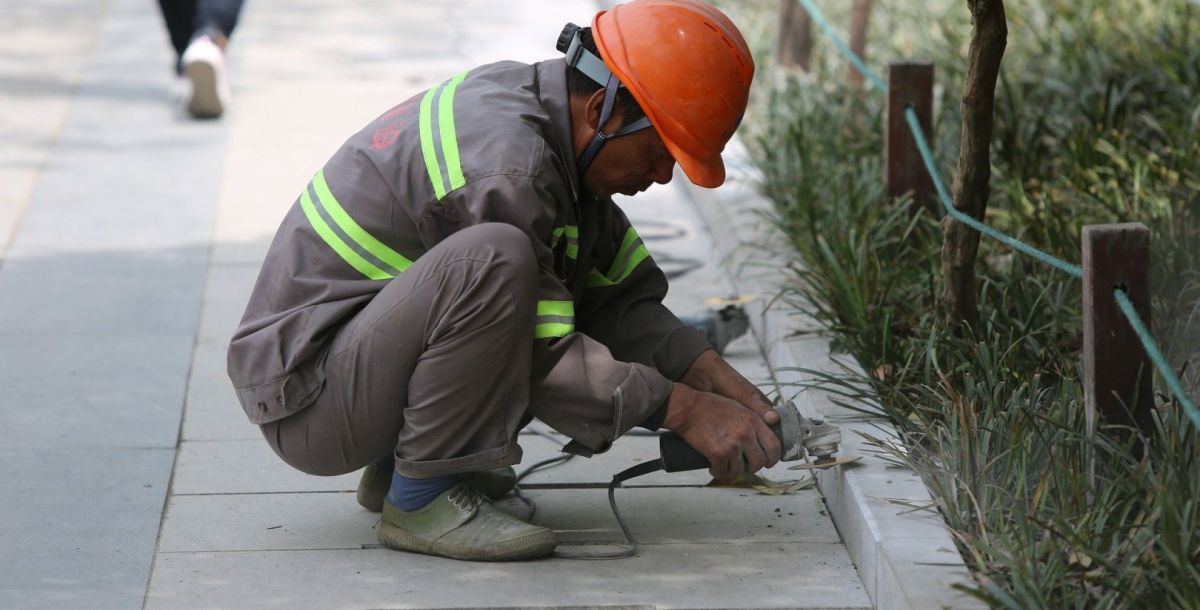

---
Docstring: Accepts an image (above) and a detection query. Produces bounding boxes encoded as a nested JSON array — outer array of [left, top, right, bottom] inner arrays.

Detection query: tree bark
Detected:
[[776, 0, 813, 71], [847, 0, 872, 91], [941, 0, 1007, 328]]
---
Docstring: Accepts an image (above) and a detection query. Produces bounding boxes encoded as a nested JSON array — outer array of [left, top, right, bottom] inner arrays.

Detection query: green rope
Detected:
[[1113, 289, 1200, 429], [797, 0, 1197, 425], [796, 0, 888, 92], [903, 108, 1084, 278]]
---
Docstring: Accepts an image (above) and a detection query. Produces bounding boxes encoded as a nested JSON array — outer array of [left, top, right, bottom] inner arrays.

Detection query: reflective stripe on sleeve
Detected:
[[300, 171, 413, 280], [312, 171, 412, 274], [584, 226, 649, 287], [299, 188, 393, 281], [418, 71, 470, 200], [534, 300, 575, 339]]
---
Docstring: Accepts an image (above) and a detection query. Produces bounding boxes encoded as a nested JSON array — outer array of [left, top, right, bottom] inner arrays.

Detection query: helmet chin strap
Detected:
[[559, 23, 653, 178], [577, 74, 653, 178]]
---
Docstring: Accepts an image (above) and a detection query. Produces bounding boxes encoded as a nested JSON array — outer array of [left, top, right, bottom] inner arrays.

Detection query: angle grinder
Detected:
[[605, 400, 851, 489]]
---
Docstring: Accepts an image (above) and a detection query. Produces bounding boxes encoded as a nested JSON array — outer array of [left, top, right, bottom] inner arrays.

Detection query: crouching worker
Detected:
[[228, 0, 779, 562]]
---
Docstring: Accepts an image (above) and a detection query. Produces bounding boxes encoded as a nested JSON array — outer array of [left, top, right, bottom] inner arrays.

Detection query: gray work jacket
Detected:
[[227, 59, 711, 455]]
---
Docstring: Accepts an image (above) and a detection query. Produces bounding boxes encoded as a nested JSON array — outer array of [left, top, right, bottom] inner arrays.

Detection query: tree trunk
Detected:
[[941, 0, 1007, 328], [776, 0, 813, 71], [847, 0, 872, 91]]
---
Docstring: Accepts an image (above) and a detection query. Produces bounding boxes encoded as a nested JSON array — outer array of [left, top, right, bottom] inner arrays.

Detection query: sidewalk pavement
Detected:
[[1, 0, 871, 608]]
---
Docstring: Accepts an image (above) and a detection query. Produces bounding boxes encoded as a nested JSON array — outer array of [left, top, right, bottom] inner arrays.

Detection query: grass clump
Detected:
[[736, 0, 1200, 606]]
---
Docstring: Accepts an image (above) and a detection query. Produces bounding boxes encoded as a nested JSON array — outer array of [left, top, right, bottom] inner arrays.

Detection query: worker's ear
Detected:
[[585, 87, 624, 133]]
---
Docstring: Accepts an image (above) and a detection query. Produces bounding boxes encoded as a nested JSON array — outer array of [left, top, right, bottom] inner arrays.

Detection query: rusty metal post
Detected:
[[776, 0, 813, 71], [886, 61, 934, 214], [1082, 223, 1153, 432]]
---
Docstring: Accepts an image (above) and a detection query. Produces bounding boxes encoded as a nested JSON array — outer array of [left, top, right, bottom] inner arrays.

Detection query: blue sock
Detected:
[[385, 470, 462, 511]]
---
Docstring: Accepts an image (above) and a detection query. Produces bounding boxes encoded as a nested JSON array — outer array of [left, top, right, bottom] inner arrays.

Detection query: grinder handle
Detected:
[[658, 432, 712, 472]]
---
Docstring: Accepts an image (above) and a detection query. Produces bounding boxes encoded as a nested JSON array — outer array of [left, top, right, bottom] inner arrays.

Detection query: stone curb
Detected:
[[677, 140, 985, 610]]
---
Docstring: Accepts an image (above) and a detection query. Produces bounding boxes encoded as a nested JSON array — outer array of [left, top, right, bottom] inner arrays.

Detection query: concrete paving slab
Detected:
[[0, 330, 195, 448], [0, 0, 107, 260], [0, 254, 207, 336], [172, 440, 359, 495], [527, 487, 839, 546], [0, 446, 174, 610], [147, 544, 870, 610], [157, 491, 376, 553]]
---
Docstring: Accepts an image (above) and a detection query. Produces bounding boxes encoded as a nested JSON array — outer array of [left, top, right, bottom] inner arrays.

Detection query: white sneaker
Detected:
[[181, 35, 229, 118]]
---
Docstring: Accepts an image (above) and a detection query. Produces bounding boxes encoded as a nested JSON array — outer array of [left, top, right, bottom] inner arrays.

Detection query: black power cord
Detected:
[[511, 430, 668, 560]]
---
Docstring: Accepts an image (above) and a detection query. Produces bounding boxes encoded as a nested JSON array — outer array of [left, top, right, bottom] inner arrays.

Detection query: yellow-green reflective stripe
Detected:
[[564, 225, 579, 238], [535, 300, 574, 339], [535, 322, 574, 339], [614, 244, 650, 283], [566, 244, 579, 259], [299, 189, 392, 281], [584, 269, 614, 288], [608, 227, 640, 276], [418, 86, 445, 198], [537, 300, 574, 318], [438, 72, 469, 192], [551, 226, 565, 247], [585, 227, 648, 287], [312, 171, 412, 274]]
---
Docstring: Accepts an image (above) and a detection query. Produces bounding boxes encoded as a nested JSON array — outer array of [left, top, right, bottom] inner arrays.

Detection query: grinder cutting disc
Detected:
[[787, 456, 862, 470]]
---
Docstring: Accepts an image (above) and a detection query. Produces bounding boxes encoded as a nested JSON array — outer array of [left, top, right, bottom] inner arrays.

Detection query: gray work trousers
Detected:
[[261, 223, 539, 478]]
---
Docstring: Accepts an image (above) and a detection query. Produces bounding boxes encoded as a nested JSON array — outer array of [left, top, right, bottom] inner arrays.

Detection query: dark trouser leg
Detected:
[[156, 0, 198, 61], [194, 0, 245, 40], [261, 223, 538, 478]]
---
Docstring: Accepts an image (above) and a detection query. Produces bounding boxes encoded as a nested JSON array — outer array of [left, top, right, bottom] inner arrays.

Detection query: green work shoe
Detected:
[[377, 482, 556, 561], [356, 464, 518, 512]]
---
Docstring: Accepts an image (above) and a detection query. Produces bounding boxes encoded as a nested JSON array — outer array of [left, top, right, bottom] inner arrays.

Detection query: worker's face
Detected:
[[577, 90, 677, 198], [584, 125, 677, 198]]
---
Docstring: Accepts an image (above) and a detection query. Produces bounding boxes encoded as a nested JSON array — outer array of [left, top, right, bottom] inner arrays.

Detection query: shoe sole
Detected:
[[186, 59, 223, 118], [377, 521, 556, 561]]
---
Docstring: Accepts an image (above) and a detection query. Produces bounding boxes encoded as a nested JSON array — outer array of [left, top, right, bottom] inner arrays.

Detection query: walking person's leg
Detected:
[[192, 0, 245, 44], [155, 0, 198, 71], [180, 0, 245, 117]]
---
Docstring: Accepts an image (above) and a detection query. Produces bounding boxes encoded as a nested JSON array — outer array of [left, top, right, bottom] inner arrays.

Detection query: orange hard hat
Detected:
[[592, 0, 754, 188]]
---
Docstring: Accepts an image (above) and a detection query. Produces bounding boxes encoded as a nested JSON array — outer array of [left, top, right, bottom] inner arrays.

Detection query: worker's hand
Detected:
[[680, 349, 780, 428], [663, 383, 782, 479]]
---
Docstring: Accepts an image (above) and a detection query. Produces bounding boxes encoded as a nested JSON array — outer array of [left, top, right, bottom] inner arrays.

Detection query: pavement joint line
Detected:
[[210, 261, 269, 269], [157, 540, 848, 555], [157, 547, 378, 555], [168, 483, 721, 496], [517, 483, 709, 490]]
